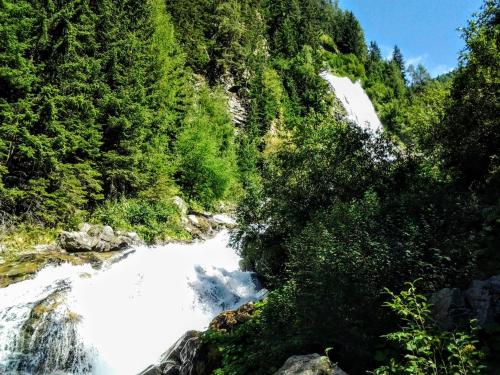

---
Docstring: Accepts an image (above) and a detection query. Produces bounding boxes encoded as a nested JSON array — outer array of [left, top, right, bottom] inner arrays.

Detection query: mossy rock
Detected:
[[0, 250, 119, 288]]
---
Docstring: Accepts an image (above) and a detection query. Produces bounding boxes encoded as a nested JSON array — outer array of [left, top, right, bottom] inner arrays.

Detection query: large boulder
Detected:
[[138, 331, 221, 375], [58, 224, 140, 253], [273, 354, 348, 375], [431, 275, 500, 330], [209, 302, 257, 332]]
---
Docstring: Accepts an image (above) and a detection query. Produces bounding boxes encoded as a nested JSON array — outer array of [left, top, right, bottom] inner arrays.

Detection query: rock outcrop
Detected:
[[221, 73, 247, 126], [138, 331, 221, 375], [171, 196, 237, 241], [273, 354, 348, 375], [184, 212, 236, 240], [138, 302, 262, 375], [431, 274, 500, 330], [58, 223, 141, 253], [208, 302, 257, 332]]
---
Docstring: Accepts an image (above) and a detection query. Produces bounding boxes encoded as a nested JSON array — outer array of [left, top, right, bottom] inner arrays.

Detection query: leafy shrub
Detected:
[[374, 282, 486, 375], [92, 198, 188, 243]]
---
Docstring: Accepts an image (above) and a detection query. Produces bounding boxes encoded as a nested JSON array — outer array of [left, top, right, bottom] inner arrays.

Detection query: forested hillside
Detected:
[[1, 0, 499, 374]]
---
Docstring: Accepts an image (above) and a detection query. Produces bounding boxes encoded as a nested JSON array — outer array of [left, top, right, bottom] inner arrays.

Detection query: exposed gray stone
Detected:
[[431, 274, 500, 330], [211, 215, 236, 227], [172, 196, 188, 217], [138, 365, 162, 375], [79, 222, 92, 233], [58, 224, 140, 253], [138, 330, 222, 375], [273, 354, 348, 375], [58, 232, 95, 253]]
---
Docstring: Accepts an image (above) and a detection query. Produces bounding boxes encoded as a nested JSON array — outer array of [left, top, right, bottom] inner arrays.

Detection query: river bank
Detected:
[[0, 196, 237, 288]]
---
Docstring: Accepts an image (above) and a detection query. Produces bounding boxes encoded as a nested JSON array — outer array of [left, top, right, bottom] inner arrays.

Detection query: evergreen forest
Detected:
[[0, 0, 499, 374]]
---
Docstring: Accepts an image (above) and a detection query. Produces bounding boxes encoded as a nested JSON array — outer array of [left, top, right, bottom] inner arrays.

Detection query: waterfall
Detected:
[[0, 231, 264, 375], [320, 71, 383, 134]]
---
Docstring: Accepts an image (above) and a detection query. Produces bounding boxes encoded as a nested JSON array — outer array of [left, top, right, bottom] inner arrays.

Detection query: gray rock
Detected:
[[79, 222, 92, 233], [430, 288, 469, 330], [228, 95, 247, 125], [157, 330, 200, 374], [221, 73, 247, 126], [273, 354, 348, 375], [211, 215, 236, 227], [100, 226, 115, 241], [138, 365, 162, 375], [138, 330, 221, 375], [431, 274, 500, 329], [187, 215, 199, 226], [172, 196, 188, 217], [58, 231, 96, 253], [33, 244, 60, 252], [58, 224, 140, 253]]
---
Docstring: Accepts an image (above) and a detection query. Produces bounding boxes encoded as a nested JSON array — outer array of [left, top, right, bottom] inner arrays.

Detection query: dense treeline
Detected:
[[0, 0, 241, 236], [1, 0, 499, 373], [0, 0, 368, 231]]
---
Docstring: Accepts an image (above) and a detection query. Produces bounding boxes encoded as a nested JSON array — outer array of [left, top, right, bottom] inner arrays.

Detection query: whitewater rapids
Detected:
[[0, 231, 264, 375], [320, 71, 383, 134]]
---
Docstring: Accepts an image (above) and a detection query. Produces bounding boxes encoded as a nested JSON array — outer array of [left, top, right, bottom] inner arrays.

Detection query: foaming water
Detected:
[[0, 231, 264, 375], [320, 71, 383, 134]]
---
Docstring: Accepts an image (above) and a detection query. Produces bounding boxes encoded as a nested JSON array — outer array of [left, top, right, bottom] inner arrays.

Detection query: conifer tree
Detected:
[[1, 0, 103, 223], [368, 41, 382, 62], [0, 0, 38, 215], [392, 45, 407, 84], [97, 0, 187, 198]]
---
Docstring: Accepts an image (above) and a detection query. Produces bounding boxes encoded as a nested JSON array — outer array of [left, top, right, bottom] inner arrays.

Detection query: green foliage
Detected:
[[204, 298, 303, 375], [1, 1, 498, 373], [407, 64, 431, 87], [234, 103, 485, 372], [175, 86, 239, 207], [386, 78, 452, 153], [438, 0, 499, 190], [93, 197, 188, 244], [392, 46, 407, 84], [0, 0, 190, 225], [374, 282, 485, 375], [322, 51, 367, 82], [335, 11, 367, 59]]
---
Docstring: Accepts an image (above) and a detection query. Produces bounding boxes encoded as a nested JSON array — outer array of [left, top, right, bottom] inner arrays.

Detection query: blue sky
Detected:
[[338, 0, 484, 76]]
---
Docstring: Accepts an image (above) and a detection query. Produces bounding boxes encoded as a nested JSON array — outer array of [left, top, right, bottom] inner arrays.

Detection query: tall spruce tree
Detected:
[[97, 0, 187, 198], [336, 10, 367, 58], [392, 45, 407, 84]]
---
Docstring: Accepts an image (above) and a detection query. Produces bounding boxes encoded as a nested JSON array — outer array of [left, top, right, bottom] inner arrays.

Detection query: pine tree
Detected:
[[0, 0, 38, 215], [392, 45, 407, 84], [336, 11, 367, 59], [97, 0, 187, 198], [368, 41, 382, 62], [264, 0, 302, 57], [1, 0, 104, 224]]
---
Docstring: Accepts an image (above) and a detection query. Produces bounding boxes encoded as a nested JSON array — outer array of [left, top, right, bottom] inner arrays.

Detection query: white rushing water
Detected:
[[320, 71, 383, 134], [0, 231, 264, 375]]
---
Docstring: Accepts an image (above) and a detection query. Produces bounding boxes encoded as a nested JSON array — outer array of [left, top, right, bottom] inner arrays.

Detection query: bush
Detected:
[[374, 281, 486, 375], [92, 198, 188, 244]]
